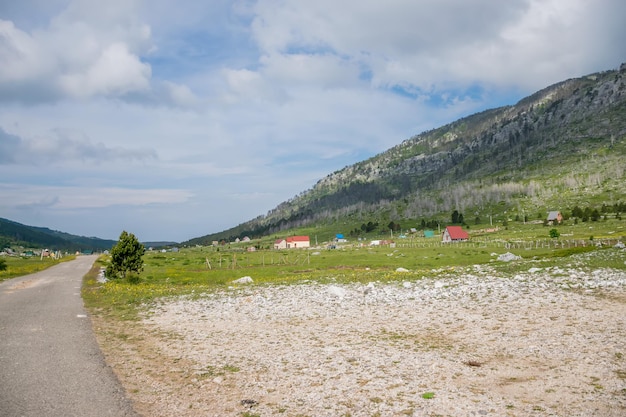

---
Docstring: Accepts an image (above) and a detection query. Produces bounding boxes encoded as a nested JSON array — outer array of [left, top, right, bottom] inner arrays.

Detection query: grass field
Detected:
[[82, 219, 626, 319], [0, 255, 75, 283]]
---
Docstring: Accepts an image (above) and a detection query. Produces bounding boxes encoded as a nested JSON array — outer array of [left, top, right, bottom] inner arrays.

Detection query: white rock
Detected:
[[328, 285, 346, 299], [402, 281, 412, 288], [232, 276, 253, 284], [497, 252, 522, 262], [396, 267, 409, 272], [528, 267, 542, 273]]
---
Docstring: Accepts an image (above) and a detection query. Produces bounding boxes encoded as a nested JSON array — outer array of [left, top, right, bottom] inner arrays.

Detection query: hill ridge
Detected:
[[0, 217, 117, 252], [185, 63, 626, 245]]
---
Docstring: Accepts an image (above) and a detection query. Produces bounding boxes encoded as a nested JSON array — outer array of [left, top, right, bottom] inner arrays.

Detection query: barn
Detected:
[[546, 211, 563, 225]]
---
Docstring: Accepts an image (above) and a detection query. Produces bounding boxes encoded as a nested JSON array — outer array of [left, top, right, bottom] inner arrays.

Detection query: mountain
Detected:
[[0, 217, 117, 252], [185, 64, 626, 245]]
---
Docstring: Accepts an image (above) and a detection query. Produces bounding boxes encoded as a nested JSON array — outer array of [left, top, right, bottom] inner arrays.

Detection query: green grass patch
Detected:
[[81, 220, 626, 320], [0, 255, 75, 283]]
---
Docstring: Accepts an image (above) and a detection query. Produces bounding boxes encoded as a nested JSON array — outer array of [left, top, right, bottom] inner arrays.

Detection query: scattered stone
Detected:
[[528, 267, 542, 273], [240, 399, 258, 407], [363, 282, 376, 295], [497, 252, 522, 262], [328, 285, 346, 299], [232, 276, 253, 284], [396, 267, 409, 272], [97, 267, 108, 283], [137, 261, 626, 417]]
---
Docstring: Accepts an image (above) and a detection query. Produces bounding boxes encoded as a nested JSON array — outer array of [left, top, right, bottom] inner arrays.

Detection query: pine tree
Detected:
[[106, 231, 145, 280]]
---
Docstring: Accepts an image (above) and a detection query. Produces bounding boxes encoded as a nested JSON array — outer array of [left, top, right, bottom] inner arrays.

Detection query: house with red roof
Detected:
[[442, 226, 469, 243], [274, 238, 287, 250], [274, 235, 310, 249]]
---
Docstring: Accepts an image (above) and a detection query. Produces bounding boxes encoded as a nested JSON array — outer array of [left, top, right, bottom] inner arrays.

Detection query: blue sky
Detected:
[[1, 0, 624, 242]]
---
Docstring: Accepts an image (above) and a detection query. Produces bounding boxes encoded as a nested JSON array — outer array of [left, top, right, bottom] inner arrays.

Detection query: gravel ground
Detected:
[[96, 260, 626, 417]]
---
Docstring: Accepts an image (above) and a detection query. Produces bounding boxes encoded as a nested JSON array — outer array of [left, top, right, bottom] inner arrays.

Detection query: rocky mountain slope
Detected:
[[187, 64, 626, 244]]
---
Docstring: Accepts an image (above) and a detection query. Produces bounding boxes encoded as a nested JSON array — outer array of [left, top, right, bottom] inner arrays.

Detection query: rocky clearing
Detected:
[[92, 257, 626, 417]]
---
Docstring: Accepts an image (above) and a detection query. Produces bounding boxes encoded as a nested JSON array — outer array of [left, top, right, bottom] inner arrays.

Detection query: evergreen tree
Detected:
[[106, 231, 145, 280], [591, 209, 601, 222], [571, 206, 583, 218]]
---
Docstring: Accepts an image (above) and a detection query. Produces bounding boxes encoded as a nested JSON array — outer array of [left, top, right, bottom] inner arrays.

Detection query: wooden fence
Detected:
[[393, 237, 624, 249]]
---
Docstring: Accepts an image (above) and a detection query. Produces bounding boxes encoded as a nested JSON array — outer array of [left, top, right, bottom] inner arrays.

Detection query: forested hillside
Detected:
[[0, 217, 116, 252], [186, 64, 626, 244]]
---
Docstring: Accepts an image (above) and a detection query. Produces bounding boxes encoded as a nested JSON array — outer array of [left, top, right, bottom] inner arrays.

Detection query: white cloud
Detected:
[[161, 81, 200, 108], [0, 20, 51, 83], [0, 0, 624, 241], [260, 53, 361, 89], [0, 183, 192, 210], [59, 42, 151, 97], [223, 68, 270, 101], [249, 0, 625, 92], [0, 127, 157, 166], [0, 0, 153, 101]]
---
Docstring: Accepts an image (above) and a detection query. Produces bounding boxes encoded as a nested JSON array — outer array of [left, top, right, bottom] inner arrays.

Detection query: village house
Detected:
[[442, 226, 469, 243], [274, 236, 310, 250], [369, 239, 394, 246], [546, 211, 563, 225]]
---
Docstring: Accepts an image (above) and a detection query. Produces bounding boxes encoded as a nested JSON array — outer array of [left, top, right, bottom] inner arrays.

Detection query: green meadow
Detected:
[[82, 218, 626, 318], [0, 255, 75, 283]]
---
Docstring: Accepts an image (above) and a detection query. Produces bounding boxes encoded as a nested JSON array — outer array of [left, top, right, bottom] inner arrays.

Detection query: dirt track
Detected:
[[94, 265, 626, 417]]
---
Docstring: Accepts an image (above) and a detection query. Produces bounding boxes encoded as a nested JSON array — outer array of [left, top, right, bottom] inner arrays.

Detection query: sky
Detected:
[[0, 0, 624, 243]]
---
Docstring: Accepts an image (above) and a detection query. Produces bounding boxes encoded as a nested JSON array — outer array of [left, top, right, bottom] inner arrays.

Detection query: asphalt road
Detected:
[[0, 255, 138, 417]]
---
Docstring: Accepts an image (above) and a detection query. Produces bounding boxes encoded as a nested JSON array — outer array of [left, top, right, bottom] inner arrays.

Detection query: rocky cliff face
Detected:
[[324, 64, 626, 189]]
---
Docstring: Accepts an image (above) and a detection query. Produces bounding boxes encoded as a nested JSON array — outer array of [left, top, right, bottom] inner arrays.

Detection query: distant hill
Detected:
[[185, 63, 626, 245], [0, 217, 117, 252], [143, 241, 179, 249]]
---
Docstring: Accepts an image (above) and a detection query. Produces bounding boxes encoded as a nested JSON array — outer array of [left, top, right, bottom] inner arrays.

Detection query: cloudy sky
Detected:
[[0, 0, 624, 242]]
